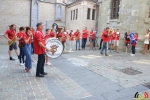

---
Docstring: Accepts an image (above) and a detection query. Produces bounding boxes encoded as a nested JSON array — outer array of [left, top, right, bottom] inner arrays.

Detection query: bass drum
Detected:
[[45, 38, 63, 59]]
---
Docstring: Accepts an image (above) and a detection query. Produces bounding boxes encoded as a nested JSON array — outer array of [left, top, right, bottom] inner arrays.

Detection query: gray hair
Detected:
[[36, 22, 43, 27]]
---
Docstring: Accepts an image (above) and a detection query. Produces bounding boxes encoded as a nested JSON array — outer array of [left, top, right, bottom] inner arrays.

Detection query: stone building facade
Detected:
[[97, 0, 150, 39], [66, 0, 97, 32], [97, 0, 150, 51]]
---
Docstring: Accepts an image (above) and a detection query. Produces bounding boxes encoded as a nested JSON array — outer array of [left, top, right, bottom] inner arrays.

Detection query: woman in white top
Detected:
[[142, 29, 150, 54]]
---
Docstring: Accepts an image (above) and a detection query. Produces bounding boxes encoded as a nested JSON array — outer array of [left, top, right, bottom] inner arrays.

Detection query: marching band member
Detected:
[[69, 30, 74, 51], [82, 27, 89, 50], [58, 29, 67, 51], [108, 29, 115, 52], [4, 24, 19, 60], [100, 27, 111, 56], [31, 27, 35, 54], [34, 22, 50, 77], [89, 28, 95, 49], [74, 29, 80, 50], [45, 29, 52, 66], [114, 29, 120, 53], [124, 31, 130, 53], [17, 27, 25, 66], [23, 27, 32, 72], [50, 29, 56, 38]]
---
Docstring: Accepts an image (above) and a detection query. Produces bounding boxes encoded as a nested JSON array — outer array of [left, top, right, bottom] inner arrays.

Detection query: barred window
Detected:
[[73, 10, 75, 20], [71, 11, 72, 20], [76, 9, 78, 20], [148, 7, 150, 18], [111, 0, 120, 19], [87, 8, 91, 19], [92, 9, 95, 20]]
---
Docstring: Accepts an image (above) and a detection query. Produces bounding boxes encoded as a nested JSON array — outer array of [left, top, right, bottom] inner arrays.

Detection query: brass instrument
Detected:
[[109, 29, 114, 34], [8, 36, 16, 46]]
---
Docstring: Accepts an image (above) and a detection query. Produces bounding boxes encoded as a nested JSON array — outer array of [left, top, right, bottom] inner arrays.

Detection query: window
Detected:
[[73, 10, 75, 20], [111, 0, 120, 19], [87, 8, 91, 19], [149, 7, 150, 18], [92, 9, 95, 20], [71, 11, 72, 20], [76, 9, 78, 20]]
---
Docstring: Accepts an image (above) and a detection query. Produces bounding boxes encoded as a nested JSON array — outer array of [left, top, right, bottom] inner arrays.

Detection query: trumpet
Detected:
[[8, 36, 16, 46], [109, 29, 114, 33]]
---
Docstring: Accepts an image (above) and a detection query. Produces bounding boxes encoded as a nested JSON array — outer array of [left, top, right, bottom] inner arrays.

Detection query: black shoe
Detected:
[[36, 74, 44, 77], [79, 49, 80, 50], [41, 72, 48, 75], [105, 54, 109, 56], [10, 57, 15, 61], [18, 55, 20, 60], [101, 52, 103, 55]]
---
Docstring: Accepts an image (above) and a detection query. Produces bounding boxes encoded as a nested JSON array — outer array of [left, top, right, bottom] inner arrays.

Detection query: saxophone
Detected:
[[8, 36, 16, 46]]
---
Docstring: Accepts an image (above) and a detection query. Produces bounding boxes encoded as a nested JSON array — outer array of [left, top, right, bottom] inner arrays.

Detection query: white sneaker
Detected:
[[32, 59, 35, 62], [46, 62, 52, 66], [130, 54, 135, 56], [20, 63, 24, 66]]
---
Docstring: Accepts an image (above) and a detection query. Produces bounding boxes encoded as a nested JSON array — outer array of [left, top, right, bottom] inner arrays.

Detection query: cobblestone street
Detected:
[[0, 45, 150, 100]]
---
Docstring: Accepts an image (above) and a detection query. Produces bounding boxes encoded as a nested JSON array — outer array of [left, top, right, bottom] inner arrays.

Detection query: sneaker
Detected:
[[46, 62, 52, 66], [20, 63, 24, 66], [131, 54, 135, 56], [116, 51, 119, 53]]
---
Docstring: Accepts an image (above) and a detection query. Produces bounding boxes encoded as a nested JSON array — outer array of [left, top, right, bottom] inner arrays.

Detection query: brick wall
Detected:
[[0, 0, 30, 35]]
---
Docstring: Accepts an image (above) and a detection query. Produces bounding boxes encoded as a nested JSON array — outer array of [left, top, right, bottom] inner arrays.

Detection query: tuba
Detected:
[[8, 36, 16, 46]]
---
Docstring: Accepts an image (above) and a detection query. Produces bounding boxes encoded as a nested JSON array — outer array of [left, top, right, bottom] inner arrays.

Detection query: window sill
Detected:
[[107, 19, 120, 24]]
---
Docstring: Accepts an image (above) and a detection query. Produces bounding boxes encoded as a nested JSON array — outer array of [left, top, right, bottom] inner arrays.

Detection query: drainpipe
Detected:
[[30, 0, 32, 27]]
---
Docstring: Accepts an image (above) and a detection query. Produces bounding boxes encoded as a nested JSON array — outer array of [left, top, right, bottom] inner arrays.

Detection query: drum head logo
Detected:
[[50, 45, 59, 55], [46, 38, 63, 58]]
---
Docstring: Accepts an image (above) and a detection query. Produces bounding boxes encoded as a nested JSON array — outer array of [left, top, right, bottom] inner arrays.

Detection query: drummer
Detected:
[[34, 22, 51, 77], [45, 28, 56, 66]]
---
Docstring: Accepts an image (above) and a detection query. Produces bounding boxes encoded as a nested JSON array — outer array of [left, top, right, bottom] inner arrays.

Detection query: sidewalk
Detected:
[[0, 45, 150, 100]]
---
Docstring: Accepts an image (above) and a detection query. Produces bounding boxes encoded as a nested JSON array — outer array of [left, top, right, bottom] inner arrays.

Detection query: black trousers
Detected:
[[36, 54, 45, 75], [99, 39, 103, 49], [31, 43, 34, 54]]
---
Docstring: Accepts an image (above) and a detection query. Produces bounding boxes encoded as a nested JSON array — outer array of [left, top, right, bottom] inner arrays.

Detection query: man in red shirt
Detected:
[[58, 29, 67, 51], [4, 24, 19, 60], [34, 22, 50, 77], [89, 28, 95, 49], [74, 29, 80, 50], [100, 27, 110, 56], [114, 29, 120, 53], [82, 27, 88, 49]]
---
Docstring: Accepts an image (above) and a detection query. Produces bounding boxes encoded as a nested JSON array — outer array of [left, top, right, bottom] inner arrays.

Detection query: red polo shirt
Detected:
[[114, 31, 120, 40], [82, 30, 88, 38], [5, 29, 15, 40], [90, 31, 95, 40], [132, 36, 138, 46], [50, 31, 55, 38], [69, 33, 74, 41], [58, 33, 67, 42], [23, 33, 32, 44], [74, 32, 80, 40], [34, 30, 46, 54], [17, 32, 24, 46], [102, 30, 110, 42]]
